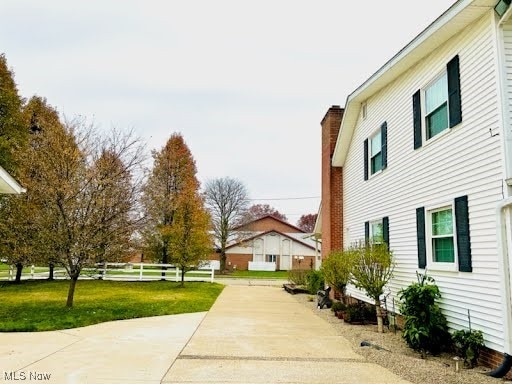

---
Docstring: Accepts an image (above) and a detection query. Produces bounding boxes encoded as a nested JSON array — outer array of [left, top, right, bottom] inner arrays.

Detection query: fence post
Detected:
[[31, 265, 34, 279], [210, 267, 214, 283], [175, 266, 179, 282], [8, 265, 13, 281], [103, 262, 107, 277], [139, 263, 143, 281]]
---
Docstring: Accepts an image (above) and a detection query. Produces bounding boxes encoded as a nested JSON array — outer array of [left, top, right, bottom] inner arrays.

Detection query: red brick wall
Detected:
[[321, 105, 344, 259], [480, 347, 512, 378]]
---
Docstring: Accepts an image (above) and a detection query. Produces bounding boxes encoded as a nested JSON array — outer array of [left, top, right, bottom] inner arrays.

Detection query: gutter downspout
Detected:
[[488, 197, 512, 378]]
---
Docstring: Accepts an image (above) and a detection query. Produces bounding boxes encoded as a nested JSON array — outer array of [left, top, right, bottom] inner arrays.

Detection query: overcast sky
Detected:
[[1, 0, 456, 224]]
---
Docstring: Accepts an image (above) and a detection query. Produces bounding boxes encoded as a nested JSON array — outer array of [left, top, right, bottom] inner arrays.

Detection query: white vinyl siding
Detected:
[[343, 13, 504, 351], [501, 21, 512, 183]]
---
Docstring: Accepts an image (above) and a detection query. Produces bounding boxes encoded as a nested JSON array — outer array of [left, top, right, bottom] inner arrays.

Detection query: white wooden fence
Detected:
[[0, 263, 215, 283]]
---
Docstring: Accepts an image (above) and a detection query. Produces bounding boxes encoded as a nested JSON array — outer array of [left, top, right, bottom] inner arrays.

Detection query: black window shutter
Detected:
[[416, 207, 426, 269], [381, 122, 388, 169], [383, 216, 389, 248], [447, 55, 462, 128], [364, 139, 369, 181], [455, 195, 472, 272], [413, 90, 422, 150], [364, 221, 370, 244]]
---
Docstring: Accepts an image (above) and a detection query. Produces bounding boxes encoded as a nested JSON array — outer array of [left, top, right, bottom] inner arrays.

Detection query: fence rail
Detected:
[[0, 263, 215, 283]]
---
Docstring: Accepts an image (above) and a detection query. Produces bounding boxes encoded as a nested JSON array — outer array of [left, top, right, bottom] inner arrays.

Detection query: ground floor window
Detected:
[[429, 206, 455, 263], [266, 254, 277, 263]]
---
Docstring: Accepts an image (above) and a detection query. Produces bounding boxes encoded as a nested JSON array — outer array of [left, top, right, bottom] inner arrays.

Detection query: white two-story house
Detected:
[[319, 0, 512, 373]]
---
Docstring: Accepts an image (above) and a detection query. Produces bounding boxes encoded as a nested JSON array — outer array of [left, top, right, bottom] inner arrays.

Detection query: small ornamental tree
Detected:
[[321, 250, 355, 304], [350, 243, 394, 333]]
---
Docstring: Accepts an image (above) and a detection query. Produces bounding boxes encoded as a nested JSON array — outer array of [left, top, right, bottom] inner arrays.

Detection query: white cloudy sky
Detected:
[[1, 0, 455, 224]]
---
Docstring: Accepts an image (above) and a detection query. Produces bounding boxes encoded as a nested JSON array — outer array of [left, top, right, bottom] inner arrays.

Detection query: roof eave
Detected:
[[332, 0, 496, 167], [0, 166, 26, 194]]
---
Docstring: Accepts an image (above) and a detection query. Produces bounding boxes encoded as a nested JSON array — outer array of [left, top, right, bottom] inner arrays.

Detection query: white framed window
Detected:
[[424, 72, 449, 140], [426, 204, 458, 270], [369, 130, 383, 175], [266, 254, 277, 263], [370, 219, 383, 243]]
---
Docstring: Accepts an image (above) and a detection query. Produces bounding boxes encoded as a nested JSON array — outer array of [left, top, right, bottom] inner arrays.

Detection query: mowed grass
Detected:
[[221, 270, 289, 279], [0, 280, 224, 332]]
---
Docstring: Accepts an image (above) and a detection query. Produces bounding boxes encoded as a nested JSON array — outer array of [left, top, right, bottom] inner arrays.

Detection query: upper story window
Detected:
[[425, 72, 449, 140], [413, 55, 462, 149], [364, 122, 387, 180], [370, 131, 383, 175]]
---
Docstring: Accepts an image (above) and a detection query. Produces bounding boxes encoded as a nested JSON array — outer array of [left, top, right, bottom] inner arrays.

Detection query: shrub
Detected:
[[452, 329, 484, 368], [287, 269, 308, 286], [398, 272, 450, 356], [350, 243, 394, 332], [321, 250, 356, 304], [331, 301, 347, 313], [306, 270, 324, 295]]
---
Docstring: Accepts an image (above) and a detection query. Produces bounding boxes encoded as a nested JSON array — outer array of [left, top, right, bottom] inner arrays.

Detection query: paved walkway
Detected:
[[0, 285, 411, 383]]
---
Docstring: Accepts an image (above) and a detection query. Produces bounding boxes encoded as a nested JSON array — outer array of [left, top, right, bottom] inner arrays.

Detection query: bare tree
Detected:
[[203, 177, 248, 272]]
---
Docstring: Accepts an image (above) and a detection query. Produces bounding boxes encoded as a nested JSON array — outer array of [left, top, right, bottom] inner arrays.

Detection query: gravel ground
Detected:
[[292, 293, 510, 384]]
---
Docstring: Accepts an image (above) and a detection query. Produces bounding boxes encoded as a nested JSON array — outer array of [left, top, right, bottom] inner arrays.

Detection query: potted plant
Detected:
[[452, 329, 485, 368], [331, 301, 347, 319]]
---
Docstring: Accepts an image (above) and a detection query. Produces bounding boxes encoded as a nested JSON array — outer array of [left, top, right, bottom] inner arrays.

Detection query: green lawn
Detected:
[[218, 270, 289, 279], [0, 280, 224, 332]]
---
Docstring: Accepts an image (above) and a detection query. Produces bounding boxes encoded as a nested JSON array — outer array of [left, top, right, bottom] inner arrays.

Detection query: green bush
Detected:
[[331, 301, 347, 312], [287, 269, 308, 286], [306, 270, 324, 294], [398, 273, 451, 356], [452, 329, 484, 368]]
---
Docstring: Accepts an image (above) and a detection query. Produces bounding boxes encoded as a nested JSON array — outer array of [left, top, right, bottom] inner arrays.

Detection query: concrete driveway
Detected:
[[0, 285, 411, 384]]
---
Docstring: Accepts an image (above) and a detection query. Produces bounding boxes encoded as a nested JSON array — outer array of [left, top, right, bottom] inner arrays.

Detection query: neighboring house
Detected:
[[317, 0, 512, 371], [209, 215, 320, 271], [0, 165, 25, 194]]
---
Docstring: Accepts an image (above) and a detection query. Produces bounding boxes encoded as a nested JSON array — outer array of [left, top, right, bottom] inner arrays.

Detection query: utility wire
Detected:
[[247, 196, 320, 201]]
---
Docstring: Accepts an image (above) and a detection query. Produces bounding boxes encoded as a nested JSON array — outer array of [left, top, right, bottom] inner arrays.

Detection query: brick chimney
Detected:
[[321, 105, 344, 259]]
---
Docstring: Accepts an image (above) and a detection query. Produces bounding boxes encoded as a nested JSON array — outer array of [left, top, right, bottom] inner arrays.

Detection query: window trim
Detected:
[[425, 202, 459, 272], [422, 71, 450, 143]]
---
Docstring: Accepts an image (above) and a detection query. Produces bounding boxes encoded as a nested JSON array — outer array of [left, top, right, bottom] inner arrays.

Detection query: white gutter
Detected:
[[496, 197, 512, 355]]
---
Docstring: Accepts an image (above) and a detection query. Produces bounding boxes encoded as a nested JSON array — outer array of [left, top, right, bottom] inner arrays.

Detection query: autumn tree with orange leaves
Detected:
[[142, 133, 211, 286]]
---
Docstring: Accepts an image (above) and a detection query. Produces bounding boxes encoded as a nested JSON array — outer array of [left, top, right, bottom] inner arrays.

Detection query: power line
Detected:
[[247, 196, 320, 201]]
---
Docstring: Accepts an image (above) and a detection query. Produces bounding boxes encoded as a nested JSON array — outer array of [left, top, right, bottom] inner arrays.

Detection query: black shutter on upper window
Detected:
[[455, 195, 472, 272], [447, 55, 462, 128], [365, 221, 370, 244], [364, 139, 369, 181], [383, 216, 389, 248], [416, 207, 426, 269], [381, 122, 388, 169], [413, 90, 422, 150]]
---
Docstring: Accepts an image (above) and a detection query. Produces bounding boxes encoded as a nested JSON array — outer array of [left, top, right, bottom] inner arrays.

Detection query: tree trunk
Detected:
[[15, 262, 23, 283], [48, 262, 54, 281], [180, 268, 185, 287], [161, 247, 168, 280], [375, 299, 383, 333], [66, 275, 79, 308], [220, 250, 226, 273]]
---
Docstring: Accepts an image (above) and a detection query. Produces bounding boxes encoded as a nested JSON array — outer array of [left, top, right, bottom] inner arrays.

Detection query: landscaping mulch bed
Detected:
[[293, 293, 508, 384]]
